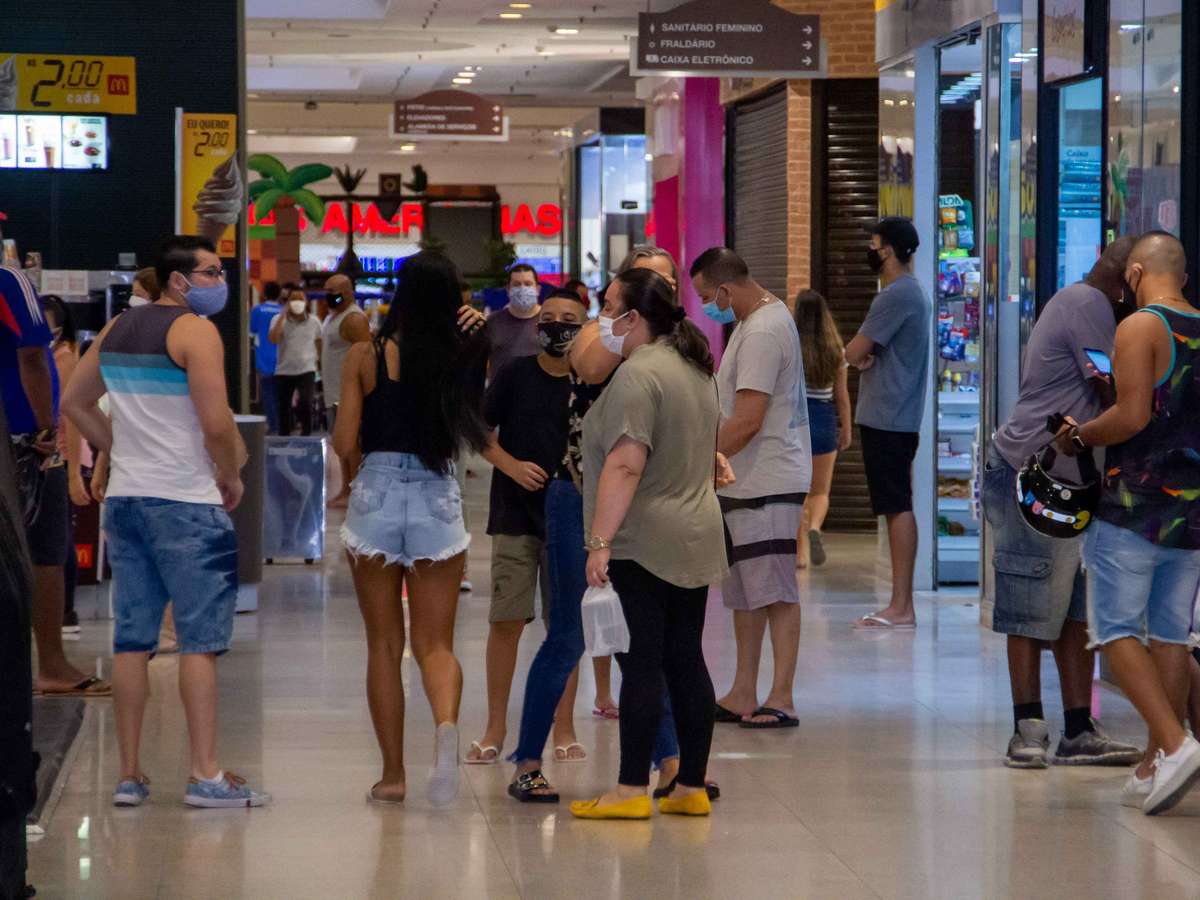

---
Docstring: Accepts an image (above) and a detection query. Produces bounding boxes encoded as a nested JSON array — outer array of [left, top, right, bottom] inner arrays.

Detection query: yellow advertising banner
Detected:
[[1, 53, 137, 115], [177, 111, 241, 258]]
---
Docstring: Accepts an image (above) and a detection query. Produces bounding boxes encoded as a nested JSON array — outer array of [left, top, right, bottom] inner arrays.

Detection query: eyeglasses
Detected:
[[188, 267, 227, 280]]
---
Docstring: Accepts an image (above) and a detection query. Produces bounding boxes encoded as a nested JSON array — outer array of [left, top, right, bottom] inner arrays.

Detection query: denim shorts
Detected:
[[104, 496, 238, 655], [807, 398, 838, 456], [1082, 519, 1200, 649], [341, 452, 469, 568], [981, 449, 1086, 641]]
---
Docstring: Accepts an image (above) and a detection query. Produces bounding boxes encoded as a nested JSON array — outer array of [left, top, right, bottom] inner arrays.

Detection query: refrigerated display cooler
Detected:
[[263, 436, 326, 563]]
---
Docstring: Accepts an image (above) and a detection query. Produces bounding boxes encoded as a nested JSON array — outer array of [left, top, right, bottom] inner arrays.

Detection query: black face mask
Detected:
[[866, 248, 885, 274], [537, 321, 580, 357]]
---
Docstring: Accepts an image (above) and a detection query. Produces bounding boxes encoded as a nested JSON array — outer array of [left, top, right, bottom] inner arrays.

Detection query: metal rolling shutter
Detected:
[[813, 79, 880, 532], [729, 86, 788, 299]]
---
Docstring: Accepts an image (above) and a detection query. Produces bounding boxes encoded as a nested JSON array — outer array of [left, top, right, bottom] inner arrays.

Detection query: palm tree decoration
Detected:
[[248, 153, 332, 284], [332, 165, 368, 279]]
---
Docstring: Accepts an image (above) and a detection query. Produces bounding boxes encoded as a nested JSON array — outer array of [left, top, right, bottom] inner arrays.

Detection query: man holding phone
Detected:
[[982, 236, 1141, 770]]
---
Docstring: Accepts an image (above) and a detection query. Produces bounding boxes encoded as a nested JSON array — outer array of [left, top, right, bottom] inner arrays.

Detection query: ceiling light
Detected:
[[553, 26, 579, 34], [509, 1, 532, 6], [452, 77, 473, 84], [399, 143, 416, 153], [457, 71, 476, 78], [248, 92, 260, 99], [500, 12, 523, 18], [904, 70, 915, 78], [538, 50, 556, 56], [247, 129, 259, 134]]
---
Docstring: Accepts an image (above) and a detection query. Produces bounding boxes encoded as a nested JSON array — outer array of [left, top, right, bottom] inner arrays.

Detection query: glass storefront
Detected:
[[573, 134, 649, 293]]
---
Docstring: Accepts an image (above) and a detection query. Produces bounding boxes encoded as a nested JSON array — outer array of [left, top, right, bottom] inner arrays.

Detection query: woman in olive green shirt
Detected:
[[570, 267, 729, 821]]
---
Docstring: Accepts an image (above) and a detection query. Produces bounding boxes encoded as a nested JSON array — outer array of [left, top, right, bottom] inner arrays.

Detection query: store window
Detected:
[[879, 65, 915, 219], [1057, 78, 1104, 288], [1107, 0, 1182, 237], [574, 135, 648, 292]]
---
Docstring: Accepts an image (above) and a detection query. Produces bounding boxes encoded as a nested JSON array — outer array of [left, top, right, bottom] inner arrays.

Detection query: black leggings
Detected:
[[275, 372, 315, 436], [609, 559, 715, 788]]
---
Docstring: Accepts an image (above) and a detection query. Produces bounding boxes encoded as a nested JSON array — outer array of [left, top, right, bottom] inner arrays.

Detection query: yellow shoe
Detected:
[[569, 794, 652, 820], [657, 790, 711, 817]]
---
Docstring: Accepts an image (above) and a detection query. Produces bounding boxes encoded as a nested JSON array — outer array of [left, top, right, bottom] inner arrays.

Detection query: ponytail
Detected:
[[614, 268, 714, 376]]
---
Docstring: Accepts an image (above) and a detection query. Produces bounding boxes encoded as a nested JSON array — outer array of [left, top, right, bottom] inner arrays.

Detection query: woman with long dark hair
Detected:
[[334, 251, 489, 807], [793, 290, 852, 567], [571, 267, 728, 820]]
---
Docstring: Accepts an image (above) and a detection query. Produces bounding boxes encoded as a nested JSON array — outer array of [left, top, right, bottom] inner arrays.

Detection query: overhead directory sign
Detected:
[[392, 90, 508, 142], [0, 53, 137, 115], [632, 0, 820, 78]]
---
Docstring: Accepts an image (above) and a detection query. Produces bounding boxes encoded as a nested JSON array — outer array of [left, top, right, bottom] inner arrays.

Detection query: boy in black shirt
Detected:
[[466, 290, 587, 763]]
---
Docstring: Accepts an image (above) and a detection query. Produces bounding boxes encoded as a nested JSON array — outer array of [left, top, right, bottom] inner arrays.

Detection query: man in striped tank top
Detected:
[[1057, 232, 1200, 816], [63, 236, 270, 809]]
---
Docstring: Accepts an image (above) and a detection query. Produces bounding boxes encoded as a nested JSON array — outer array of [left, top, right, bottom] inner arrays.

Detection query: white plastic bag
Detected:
[[581, 583, 630, 656]]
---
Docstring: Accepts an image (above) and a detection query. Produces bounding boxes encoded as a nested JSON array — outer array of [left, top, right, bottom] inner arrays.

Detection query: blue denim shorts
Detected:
[[104, 497, 238, 655], [1082, 519, 1200, 648], [341, 452, 469, 568], [981, 449, 1086, 640]]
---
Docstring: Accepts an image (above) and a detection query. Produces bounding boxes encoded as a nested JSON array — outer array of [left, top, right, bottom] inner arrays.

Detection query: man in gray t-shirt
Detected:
[[846, 217, 931, 629], [983, 237, 1142, 770]]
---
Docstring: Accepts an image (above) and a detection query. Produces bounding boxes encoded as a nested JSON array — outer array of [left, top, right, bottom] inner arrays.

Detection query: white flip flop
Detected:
[[855, 614, 916, 630], [464, 741, 501, 765], [553, 742, 588, 763]]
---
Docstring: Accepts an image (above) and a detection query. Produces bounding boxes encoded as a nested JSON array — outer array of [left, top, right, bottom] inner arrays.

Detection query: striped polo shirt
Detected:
[[99, 304, 221, 505]]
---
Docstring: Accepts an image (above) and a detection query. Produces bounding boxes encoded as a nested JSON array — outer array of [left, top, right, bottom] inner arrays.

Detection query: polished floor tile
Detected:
[[27, 467, 1200, 899]]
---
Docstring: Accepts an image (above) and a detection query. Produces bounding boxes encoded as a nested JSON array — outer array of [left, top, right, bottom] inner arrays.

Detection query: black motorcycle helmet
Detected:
[[1015, 414, 1101, 539]]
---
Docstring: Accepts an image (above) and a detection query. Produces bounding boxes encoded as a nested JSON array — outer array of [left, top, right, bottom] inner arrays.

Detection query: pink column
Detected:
[[680, 77, 726, 362]]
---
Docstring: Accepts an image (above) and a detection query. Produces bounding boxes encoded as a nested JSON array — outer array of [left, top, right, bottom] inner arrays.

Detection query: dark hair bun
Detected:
[[671, 306, 687, 323]]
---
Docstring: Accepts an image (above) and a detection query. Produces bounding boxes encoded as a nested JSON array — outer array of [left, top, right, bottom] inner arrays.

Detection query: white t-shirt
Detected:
[[272, 314, 321, 376], [717, 299, 813, 500]]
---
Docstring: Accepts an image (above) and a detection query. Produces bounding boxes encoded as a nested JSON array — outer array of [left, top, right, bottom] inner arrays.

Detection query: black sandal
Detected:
[[507, 770, 560, 804], [652, 776, 721, 801]]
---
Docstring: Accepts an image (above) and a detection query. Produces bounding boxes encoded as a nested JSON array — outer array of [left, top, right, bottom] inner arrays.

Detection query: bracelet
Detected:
[[584, 535, 612, 551]]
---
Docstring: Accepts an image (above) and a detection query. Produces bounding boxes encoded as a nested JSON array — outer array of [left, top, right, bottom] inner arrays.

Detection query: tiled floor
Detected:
[[28, 469, 1200, 899]]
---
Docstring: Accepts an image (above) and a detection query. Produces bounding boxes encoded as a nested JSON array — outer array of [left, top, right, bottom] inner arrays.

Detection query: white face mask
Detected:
[[598, 312, 630, 356], [129, 295, 151, 308], [288, 300, 307, 316], [508, 284, 539, 313]]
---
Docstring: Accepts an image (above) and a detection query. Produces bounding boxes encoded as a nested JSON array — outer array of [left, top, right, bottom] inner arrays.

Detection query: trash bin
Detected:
[[263, 436, 326, 563]]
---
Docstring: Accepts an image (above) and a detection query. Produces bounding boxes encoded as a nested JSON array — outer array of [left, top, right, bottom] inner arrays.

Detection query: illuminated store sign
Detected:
[[250, 201, 563, 238], [1, 53, 137, 114]]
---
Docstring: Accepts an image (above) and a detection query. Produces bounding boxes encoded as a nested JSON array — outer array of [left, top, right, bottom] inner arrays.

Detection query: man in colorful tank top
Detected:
[[1056, 232, 1200, 816], [63, 236, 270, 810]]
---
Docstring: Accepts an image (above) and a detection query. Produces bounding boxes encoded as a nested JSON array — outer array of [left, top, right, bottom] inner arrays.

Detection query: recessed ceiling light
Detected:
[[509, 2, 532, 6], [499, 12, 522, 18], [452, 77, 473, 85], [538, 50, 556, 56], [248, 93, 260, 99], [247, 129, 259, 135], [553, 26, 579, 34], [399, 143, 417, 152], [457, 71, 476, 78]]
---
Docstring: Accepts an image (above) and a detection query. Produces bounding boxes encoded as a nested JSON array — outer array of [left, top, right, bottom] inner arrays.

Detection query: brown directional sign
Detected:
[[634, 0, 820, 78], [392, 89, 508, 142]]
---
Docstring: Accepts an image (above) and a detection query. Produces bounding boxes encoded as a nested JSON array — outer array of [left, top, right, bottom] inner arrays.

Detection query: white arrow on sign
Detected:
[[802, 57, 812, 65], [802, 41, 812, 49], [803, 25, 813, 34]]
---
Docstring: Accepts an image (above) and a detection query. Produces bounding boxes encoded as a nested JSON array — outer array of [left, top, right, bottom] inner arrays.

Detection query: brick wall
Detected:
[[721, 0, 877, 303]]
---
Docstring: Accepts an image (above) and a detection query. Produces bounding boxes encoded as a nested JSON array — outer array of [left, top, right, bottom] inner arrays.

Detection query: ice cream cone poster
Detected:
[[176, 110, 242, 257]]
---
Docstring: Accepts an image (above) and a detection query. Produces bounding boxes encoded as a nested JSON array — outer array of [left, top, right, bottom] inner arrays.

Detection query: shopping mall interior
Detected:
[[3, 1, 1200, 898]]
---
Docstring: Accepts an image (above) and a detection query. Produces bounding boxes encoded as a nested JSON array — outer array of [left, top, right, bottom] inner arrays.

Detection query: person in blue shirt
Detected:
[[0, 264, 108, 696], [249, 281, 283, 433]]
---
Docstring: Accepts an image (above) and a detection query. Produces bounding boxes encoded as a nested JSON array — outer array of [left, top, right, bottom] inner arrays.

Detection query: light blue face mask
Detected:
[[183, 278, 229, 317], [702, 295, 736, 325]]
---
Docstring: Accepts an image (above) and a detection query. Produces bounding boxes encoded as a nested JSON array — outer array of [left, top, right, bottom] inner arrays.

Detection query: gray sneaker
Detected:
[[1006, 718, 1050, 769], [1054, 720, 1142, 766]]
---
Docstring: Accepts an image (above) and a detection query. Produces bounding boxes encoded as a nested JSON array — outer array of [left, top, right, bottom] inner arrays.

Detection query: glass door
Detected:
[[935, 34, 985, 584], [1056, 78, 1104, 289]]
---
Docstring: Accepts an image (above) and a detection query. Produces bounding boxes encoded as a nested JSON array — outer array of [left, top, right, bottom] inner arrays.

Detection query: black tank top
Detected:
[[360, 341, 422, 456]]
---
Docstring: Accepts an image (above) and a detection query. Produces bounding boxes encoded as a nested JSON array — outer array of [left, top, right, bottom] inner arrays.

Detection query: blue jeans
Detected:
[[1082, 519, 1200, 648], [260, 373, 279, 435], [511, 478, 681, 765], [105, 497, 238, 655]]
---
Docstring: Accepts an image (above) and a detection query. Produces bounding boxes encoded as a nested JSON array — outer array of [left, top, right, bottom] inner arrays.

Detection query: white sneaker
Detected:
[[1120, 771, 1152, 808], [1144, 735, 1200, 816]]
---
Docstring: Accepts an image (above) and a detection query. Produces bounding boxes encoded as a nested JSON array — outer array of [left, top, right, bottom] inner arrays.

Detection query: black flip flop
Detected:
[[653, 777, 721, 801], [738, 707, 800, 729], [508, 770, 559, 804], [714, 703, 744, 724]]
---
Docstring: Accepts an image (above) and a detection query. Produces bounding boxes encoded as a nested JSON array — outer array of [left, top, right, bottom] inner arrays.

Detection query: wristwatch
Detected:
[[584, 535, 612, 551], [1069, 426, 1088, 453]]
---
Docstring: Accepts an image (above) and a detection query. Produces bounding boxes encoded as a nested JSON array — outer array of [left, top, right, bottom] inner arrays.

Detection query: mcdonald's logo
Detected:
[[107, 74, 131, 96]]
